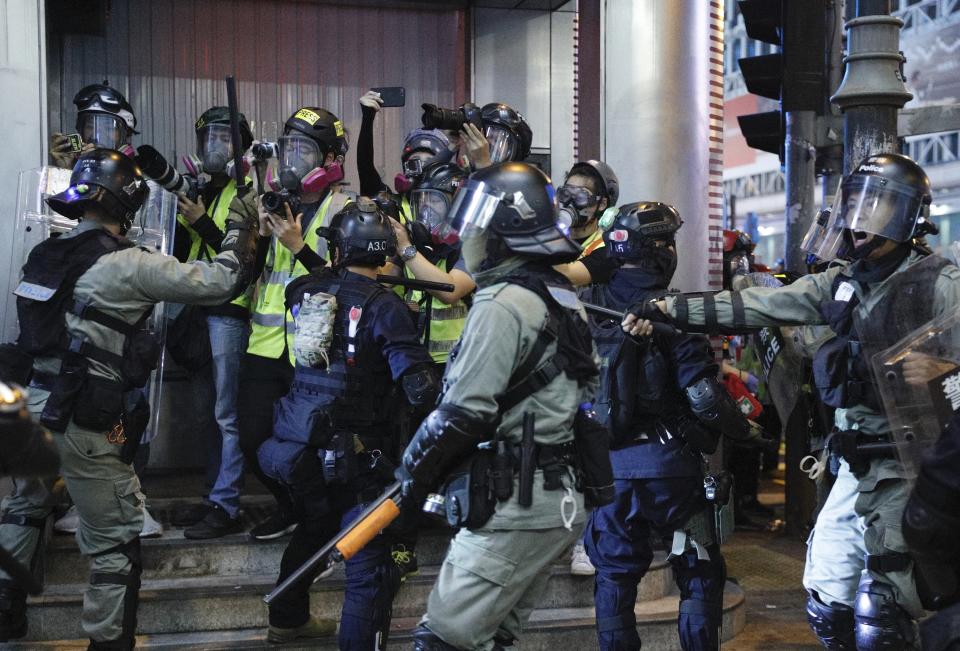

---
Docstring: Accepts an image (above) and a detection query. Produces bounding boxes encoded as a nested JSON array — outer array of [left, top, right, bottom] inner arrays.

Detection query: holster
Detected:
[[440, 447, 497, 530], [321, 431, 359, 485], [39, 354, 88, 432], [71, 375, 124, 433]]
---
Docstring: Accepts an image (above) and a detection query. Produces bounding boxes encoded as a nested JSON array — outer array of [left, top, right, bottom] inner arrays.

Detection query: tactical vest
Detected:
[[15, 228, 159, 389], [248, 192, 349, 361], [813, 254, 950, 410], [271, 272, 397, 448], [176, 178, 251, 310], [404, 255, 468, 363]]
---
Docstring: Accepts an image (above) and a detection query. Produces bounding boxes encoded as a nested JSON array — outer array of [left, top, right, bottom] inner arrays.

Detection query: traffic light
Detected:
[[736, 0, 826, 158]]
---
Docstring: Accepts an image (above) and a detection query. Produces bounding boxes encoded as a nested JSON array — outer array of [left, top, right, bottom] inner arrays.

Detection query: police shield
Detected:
[[870, 304, 960, 479]]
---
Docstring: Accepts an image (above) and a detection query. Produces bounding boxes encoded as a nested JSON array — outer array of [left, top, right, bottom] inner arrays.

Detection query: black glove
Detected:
[[828, 430, 869, 478]]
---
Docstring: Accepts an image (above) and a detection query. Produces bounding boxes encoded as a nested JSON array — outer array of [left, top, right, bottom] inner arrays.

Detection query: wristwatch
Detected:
[[400, 245, 418, 262]]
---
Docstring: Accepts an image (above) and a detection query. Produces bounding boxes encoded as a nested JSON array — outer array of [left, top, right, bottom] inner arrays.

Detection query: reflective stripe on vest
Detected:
[[404, 258, 468, 364], [580, 229, 605, 258], [176, 179, 251, 310], [247, 192, 347, 360]]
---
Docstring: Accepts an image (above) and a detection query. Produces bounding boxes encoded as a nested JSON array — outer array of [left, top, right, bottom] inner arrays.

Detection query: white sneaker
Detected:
[[54, 505, 79, 534], [570, 542, 595, 576], [140, 507, 164, 539]]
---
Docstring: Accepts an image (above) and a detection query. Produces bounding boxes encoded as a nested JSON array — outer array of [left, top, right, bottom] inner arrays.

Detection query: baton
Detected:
[[225, 75, 250, 198], [376, 274, 455, 293], [581, 301, 680, 336], [263, 481, 402, 605]]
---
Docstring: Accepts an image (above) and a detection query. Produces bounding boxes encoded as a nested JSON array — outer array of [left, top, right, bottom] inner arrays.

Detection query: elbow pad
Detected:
[[685, 376, 751, 438], [400, 404, 489, 491], [401, 364, 440, 408], [219, 220, 257, 297]]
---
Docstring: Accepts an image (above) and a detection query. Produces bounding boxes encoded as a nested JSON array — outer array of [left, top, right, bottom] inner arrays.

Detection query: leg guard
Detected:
[[413, 624, 463, 651], [670, 545, 726, 651], [340, 541, 401, 651], [805, 591, 856, 650], [854, 575, 918, 650], [0, 579, 27, 642], [89, 537, 141, 649]]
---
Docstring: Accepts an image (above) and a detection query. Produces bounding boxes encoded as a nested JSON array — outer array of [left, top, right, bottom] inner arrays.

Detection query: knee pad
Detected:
[[412, 624, 462, 651], [854, 576, 917, 650], [806, 591, 856, 650], [91, 537, 142, 645]]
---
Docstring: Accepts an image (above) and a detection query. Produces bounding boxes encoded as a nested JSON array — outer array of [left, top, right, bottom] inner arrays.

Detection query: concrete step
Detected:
[[25, 555, 674, 641], [12, 581, 746, 650]]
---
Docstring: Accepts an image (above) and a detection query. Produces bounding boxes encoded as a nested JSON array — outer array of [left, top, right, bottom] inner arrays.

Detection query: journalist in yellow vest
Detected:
[[238, 106, 353, 542]]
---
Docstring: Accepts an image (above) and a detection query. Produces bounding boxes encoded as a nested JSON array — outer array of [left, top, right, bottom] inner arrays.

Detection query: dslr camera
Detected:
[[421, 102, 482, 132], [261, 189, 302, 218]]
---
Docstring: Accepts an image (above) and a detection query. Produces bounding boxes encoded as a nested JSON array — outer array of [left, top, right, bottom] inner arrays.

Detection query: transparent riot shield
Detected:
[[871, 304, 960, 480], [3, 167, 177, 445]]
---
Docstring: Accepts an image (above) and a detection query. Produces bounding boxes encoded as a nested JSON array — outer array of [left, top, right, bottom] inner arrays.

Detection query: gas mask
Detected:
[[197, 124, 233, 175], [410, 188, 458, 247], [77, 113, 131, 150], [557, 184, 602, 231], [266, 134, 344, 196]]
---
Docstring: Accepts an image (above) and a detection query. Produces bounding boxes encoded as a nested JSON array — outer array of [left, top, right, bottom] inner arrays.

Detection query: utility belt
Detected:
[[33, 354, 149, 464], [826, 428, 898, 478], [423, 435, 578, 531]]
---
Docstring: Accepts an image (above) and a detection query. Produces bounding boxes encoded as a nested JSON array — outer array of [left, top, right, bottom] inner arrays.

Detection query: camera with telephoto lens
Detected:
[[251, 141, 279, 162], [421, 102, 482, 131], [135, 145, 200, 201], [261, 189, 302, 217]]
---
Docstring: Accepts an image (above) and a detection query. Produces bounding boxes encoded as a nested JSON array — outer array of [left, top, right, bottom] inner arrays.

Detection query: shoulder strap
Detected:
[[497, 311, 562, 413]]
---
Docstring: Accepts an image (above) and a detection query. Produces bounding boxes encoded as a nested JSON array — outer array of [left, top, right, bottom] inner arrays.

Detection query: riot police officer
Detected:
[[626, 153, 960, 650], [584, 202, 761, 650], [170, 106, 257, 539], [397, 162, 600, 650], [50, 83, 138, 169], [257, 198, 438, 646], [554, 159, 621, 288], [0, 149, 255, 648], [239, 106, 353, 540]]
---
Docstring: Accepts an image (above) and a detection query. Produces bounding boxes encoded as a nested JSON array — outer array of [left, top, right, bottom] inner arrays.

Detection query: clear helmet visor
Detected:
[[484, 125, 517, 164], [411, 189, 450, 228], [197, 124, 233, 174], [803, 174, 927, 261], [279, 135, 321, 179], [445, 178, 507, 248], [78, 113, 129, 149]]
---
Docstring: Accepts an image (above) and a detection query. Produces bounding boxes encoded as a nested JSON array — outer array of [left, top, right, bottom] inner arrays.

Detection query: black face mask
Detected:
[[633, 241, 677, 287]]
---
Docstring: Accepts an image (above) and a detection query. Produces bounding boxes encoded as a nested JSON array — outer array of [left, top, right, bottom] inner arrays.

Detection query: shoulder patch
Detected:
[[13, 281, 56, 302]]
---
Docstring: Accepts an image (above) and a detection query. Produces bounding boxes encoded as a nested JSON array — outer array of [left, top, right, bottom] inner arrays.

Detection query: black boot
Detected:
[[0, 581, 27, 642]]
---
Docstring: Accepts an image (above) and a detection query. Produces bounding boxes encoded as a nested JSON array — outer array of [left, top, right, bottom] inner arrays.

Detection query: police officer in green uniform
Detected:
[[397, 162, 601, 650], [239, 106, 353, 540], [0, 149, 255, 648], [625, 153, 960, 650]]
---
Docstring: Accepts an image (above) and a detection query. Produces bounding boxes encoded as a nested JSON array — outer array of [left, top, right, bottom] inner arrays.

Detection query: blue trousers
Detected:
[[268, 465, 400, 650], [584, 476, 727, 651]]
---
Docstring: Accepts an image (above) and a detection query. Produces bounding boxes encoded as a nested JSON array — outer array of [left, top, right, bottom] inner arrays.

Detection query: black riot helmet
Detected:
[[195, 106, 253, 174], [481, 103, 532, 163], [804, 153, 935, 261], [320, 197, 397, 268], [47, 148, 149, 233], [567, 159, 620, 207], [400, 128, 454, 179], [603, 201, 682, 286], [283, 107, 348, 158], [444, 162, 578, 272], [73, 82, 138, 149]]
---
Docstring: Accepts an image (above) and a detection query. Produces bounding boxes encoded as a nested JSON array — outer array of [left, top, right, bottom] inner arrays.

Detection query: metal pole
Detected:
[[831, 0, 912, 174], [784, 111, 817, 274], [820, 0, 847, 209]]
